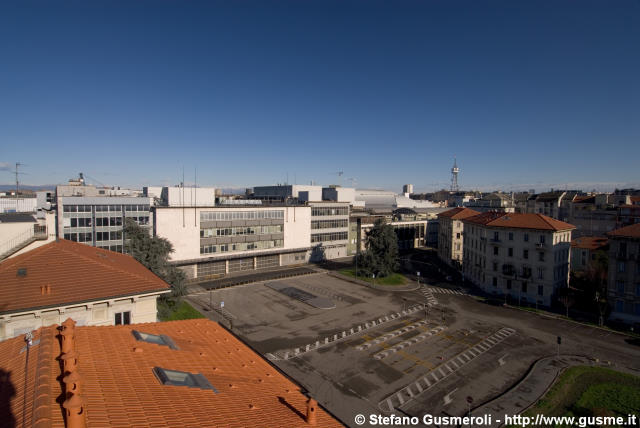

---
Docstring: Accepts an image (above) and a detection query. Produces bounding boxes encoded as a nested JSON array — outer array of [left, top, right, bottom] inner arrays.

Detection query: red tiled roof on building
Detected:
[[571, 237, 608, 250], [438, 207, 480, 220], [0, 319, 343, 428], [464, 212, 575, 231], [607, 223, 640, 239], [0, 240, 170, 314]]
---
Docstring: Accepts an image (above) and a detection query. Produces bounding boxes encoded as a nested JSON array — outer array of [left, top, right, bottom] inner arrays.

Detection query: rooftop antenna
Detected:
[[450, 156, 460, 193], [15, 162, 23, 199]]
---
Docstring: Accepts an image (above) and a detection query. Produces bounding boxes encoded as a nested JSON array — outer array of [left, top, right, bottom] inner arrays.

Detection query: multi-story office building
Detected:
[[309, 202, 350, 260], [353, 215, 431, 252], [462, 212, 575, 307], [154, 205, 311, 279], [437, 207, 480, 268], [606, 223, 640, 325], [53, 182, 152, 253]]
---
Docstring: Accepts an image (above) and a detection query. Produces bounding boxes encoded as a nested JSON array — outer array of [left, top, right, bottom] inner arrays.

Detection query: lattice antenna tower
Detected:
[[450, 157, 460, 192]]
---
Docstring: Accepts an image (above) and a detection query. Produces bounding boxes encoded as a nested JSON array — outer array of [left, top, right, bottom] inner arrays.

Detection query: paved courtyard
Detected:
[[186, 271, 640, 427]]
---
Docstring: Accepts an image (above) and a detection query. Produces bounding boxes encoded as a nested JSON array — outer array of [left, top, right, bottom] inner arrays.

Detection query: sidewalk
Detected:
[[472, 355, 594, 427]]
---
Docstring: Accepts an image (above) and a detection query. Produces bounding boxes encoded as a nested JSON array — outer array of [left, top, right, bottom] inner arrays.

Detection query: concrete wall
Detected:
[[163, 187, 216, 207], [0, 294, 162, 342]]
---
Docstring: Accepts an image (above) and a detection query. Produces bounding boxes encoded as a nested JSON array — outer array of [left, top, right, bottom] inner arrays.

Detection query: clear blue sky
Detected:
[[1, 0, 638, 193]]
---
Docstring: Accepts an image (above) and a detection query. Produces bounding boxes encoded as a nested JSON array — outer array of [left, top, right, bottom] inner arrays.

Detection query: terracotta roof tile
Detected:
[[607, 223, 640, 239], [571, 237, 608, 250], [463, 212, 575, 231], [438, 207, 480, 220], [0, 319, 343, 428], [0, 240, 170, 314]]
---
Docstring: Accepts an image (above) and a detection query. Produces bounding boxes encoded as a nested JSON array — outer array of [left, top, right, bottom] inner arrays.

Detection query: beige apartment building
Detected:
[[0, 240, 170, 341], [462, 212, 575, 307], [606, 223, 640, 325], [437, 208, 480, 268]]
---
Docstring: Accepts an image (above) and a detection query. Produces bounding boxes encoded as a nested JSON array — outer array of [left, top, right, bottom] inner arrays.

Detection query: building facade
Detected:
[[462, 212, 575, 307], [154, 205, 311, 279], [437, 208, 480, 268], [606, 224, 640, 325], [309, 202, 350, 260], [570, 237, 608, 272]]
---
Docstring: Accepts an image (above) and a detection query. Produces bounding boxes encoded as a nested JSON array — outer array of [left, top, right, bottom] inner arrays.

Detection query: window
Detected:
[[115, 311, 131, 325], [508, 232, 513, 241], [524, 233, 529, 242], [522, 282, 528, 293], [537, 267, 544, 280], [493, 262, 498, 272], [615, 300, 624, 313], [132, 331, 179, 349], [508, 248, 513, 257], [507, 280, 512, 290], [537, 285, 543, 296], [493, 277, 497, 287], [493, 231, 499, 241], [523, 249, 529, 259], [493, 247, 499, 256], [153, 367, 218, 392], [456, 232, 460, 239], [617, 281, 625, 294], [539, 235, 546, 244], [618, 261, 626, 273], [538, 252, 545, 262]]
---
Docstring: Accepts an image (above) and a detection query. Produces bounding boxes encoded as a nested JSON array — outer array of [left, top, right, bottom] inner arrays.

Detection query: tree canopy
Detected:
[[124, 219, 186, 298], [356, 218, 399, 277]]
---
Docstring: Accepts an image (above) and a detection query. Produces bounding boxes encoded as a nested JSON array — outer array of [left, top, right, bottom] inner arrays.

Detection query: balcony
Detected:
[[490, 238, 501, 244], [536, 242, 547, 249], [502, 264, 516, 276]]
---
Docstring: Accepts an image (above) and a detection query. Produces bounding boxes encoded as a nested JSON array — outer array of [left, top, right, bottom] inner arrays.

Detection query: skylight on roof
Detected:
[[132, 330, 178, 350], [153, 367, 218, 392]]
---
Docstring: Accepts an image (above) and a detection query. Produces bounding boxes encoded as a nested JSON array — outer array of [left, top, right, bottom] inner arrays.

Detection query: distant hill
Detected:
[[0, 184, 55, 192]]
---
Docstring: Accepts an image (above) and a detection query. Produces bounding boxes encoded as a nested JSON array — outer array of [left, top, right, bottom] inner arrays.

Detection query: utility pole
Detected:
[[15, 162, 22, 199]]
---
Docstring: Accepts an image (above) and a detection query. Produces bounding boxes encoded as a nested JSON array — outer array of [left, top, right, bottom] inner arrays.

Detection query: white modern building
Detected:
[[154, 205, 312, 279]]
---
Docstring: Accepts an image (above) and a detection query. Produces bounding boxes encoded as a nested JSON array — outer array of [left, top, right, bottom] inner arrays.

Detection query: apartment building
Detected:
[[154, 205, 311, 279], [0, 240, 170, 341], [570, 236, 608, 272], [437, 207, 480, 268], [462, 212, 575, 307], [606, 223, 640, 325]]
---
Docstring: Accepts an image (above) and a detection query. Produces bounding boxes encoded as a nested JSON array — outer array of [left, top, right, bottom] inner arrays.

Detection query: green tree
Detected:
[[356, 218, 399, 277], [124, 219, 186, 299]]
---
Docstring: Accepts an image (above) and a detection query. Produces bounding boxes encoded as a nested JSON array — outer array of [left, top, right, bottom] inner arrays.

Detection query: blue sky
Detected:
[[1, 1, 638, 193]]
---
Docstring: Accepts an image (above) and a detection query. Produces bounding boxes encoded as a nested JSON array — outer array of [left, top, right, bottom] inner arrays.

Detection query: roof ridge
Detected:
[[59, 241, 168, 288]]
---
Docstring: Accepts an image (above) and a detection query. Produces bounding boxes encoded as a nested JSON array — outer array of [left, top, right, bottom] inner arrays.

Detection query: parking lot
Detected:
[[186, 270, 640, 427]]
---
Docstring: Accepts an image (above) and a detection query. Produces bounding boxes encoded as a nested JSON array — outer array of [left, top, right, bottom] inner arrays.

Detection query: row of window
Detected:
[[200, 225, 283, 238], [98, 244, 123, 253], [200, 210, 284, 222], [64, 232, 93, 243], [311, 219, 349, 229], [614, 300, 640, 316], [63, 204, 149, 213], [490, 262, 545, 279], [200, 239, 284, 254], [614, 282, 640, 296], [491, 277, 544, 295], [311, 232, 348, 243], [97, 231, 123, 241], [311, 207, 348, 217]]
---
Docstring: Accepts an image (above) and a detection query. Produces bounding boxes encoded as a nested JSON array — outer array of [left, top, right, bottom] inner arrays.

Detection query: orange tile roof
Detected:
[[607, 223, 640, 239], [571, 237, 608, 250], [0, 240, 170, 314], [438, 207, 480, 220], [0, 319, 343, 428], [463, 212, 576, 231]]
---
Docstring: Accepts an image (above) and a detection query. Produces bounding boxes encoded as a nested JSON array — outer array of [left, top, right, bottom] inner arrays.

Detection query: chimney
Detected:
[[60, 319, 76, 355], [63, 370, 82, 397], [62, 393, 86, 428], [60, 350, 78, 374], [306, 398, 317, 426]]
